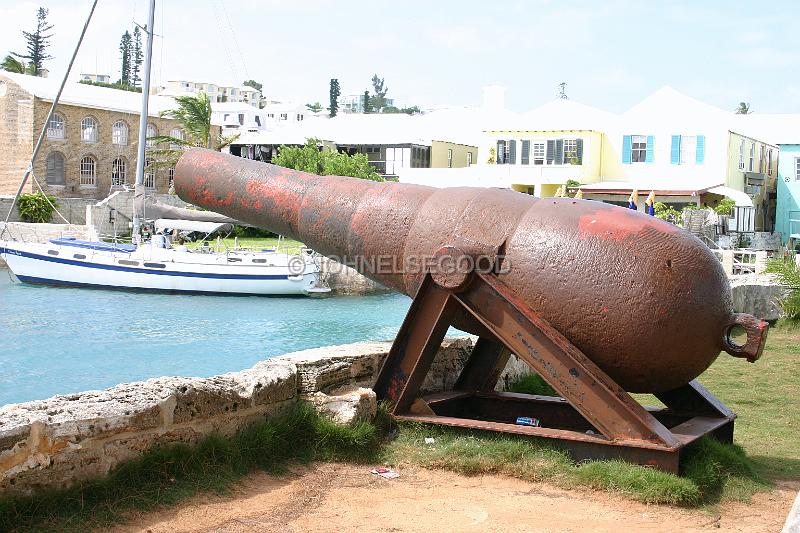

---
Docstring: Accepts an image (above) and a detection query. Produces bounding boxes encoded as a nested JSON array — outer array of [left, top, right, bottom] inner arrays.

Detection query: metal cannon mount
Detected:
[[373, 246, 767, 474]]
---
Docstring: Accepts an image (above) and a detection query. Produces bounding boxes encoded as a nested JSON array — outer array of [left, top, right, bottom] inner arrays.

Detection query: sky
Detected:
[[1, 0, 799, 114]]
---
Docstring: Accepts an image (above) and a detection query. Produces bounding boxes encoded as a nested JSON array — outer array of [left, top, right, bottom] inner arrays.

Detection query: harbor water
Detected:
[[0, 271, 414, 406]]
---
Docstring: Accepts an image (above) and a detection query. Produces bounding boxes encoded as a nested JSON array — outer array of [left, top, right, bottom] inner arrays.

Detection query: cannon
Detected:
[[175, 148, 768, 472]]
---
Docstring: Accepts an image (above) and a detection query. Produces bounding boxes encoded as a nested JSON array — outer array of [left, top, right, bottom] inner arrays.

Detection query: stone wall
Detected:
[[0, 76, 34, 196], [319, 256, 388, 295], [0, 195, 95, 225], [0, 337, 530, 494], [730, 274, 788, 321]]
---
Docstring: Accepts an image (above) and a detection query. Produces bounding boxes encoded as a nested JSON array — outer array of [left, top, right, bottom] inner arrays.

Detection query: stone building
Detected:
[[0, 72, 218, 200]]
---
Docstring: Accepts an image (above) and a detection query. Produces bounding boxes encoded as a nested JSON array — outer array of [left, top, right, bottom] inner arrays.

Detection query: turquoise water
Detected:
[[0, 271, 413, 406]]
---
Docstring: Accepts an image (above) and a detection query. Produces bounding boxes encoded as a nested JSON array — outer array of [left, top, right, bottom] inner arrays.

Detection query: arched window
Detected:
[[146, 123, 157, 148], [80, 116, 98, 143], [144, 159, 155, 189], [45, 152, 65, 185], [169, 128, 184, 149], [111, 157, 127, 186], [79, 156, 97, 186], [112, 121, 129, 146], [47, 113, 65, 140]]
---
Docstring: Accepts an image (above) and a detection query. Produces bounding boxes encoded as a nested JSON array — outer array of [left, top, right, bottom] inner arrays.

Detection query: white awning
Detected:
[[706, 186, 754, 207], [154, 219, 233, 234]]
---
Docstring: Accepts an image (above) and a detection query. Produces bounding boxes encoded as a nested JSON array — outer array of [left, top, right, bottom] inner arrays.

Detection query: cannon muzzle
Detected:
[[175, 148, 766, 393]]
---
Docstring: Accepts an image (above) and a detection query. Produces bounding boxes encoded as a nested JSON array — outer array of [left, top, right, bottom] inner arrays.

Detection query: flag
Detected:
[[645, 191, 656, 216], [628, 189, 639, 210]]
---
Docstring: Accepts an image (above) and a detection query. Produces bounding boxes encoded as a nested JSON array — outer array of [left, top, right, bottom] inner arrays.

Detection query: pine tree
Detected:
[[329, 79, 340, 117], [362, 90, 373, 114], [131, 27, 143, 87], [13, 7, 54, 76], [119, 31, 132, 86], [370, 74, 388, 112]]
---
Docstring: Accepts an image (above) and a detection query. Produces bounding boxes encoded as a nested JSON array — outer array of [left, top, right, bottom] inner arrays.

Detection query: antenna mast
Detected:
[[132, 0, 156, 242]]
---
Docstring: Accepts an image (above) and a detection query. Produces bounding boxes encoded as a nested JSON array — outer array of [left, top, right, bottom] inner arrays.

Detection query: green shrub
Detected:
[[714, 198, 736, 215], [17, 192, 57, 223], [766, 258, 800, 319], [506, 373, 558, 396]]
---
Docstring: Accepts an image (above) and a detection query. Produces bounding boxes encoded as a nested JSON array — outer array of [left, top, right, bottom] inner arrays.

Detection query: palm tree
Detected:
[[147, 91, 238, 169], [735, 102, 751, 114], [1, 54, 26, 73]]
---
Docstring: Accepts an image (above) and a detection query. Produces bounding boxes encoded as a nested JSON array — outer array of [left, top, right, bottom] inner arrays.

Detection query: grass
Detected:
[[185, 236, 305, 254], [0, 403, 382, 533]]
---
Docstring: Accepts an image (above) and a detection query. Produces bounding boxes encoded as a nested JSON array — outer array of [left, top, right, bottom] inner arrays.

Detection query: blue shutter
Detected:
[[521, 140, 530, 165], [555, 139, 564, 165], [575, 138, 583, 165], [671, 135, 681, 164], [645, 135, 655, 163], [622, 135, 632, 164], [508, 140, 517, 165], [546, 140, 555, 164], [496, 140, 505, 164], [696, 135, 705, 164]]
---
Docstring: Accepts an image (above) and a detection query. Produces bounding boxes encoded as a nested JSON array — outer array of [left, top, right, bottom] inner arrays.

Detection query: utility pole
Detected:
[[132, 0, 156, 242]]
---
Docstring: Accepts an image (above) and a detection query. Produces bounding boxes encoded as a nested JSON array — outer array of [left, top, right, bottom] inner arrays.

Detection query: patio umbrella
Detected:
[[574, 189, 584, 199], [645, 191, 656, 216], [627, 189, 639, 210], [553, 185, 564, 198]]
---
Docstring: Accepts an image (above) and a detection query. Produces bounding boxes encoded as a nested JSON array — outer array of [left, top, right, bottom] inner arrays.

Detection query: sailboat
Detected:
[[0, 0, 329, 296]]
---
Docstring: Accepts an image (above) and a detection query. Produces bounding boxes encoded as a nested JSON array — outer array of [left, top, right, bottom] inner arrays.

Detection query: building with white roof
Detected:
[[0, 72, 216, 198], [399, 86, 779, 233], [158, 79, 261, 107]]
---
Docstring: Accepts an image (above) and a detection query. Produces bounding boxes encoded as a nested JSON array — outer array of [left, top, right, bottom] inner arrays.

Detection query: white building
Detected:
[[158, 80, 261, 107], [80, 73, 111, 84]]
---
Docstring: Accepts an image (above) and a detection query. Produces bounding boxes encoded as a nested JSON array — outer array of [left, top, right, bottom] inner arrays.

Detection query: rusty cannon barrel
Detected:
[[174, 148, 766, 393]]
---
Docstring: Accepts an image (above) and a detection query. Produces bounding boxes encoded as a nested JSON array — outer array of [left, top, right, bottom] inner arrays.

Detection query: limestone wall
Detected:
[[1, 337, 523, 494]]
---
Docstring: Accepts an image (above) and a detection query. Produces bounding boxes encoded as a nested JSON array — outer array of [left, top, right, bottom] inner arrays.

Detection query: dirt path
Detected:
[[112, 464, 797, 533]]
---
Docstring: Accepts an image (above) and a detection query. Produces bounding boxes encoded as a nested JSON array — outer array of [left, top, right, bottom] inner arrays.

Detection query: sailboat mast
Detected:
[[132, 0, 156, 241]]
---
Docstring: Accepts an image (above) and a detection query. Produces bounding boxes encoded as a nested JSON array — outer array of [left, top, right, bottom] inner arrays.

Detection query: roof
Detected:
[[580, 178, 724, 196], [1, 72, 177, 117], [501, 98, 618, 132]]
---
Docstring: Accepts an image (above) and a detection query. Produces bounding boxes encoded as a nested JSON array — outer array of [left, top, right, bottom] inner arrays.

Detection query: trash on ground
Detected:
[[424, 437, 435, 445], [515, 416, 541, 427], [371, 467, 400, 479]]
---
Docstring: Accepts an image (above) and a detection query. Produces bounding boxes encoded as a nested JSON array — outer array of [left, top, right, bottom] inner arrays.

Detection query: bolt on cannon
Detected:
[[175, 148, 768, 473]]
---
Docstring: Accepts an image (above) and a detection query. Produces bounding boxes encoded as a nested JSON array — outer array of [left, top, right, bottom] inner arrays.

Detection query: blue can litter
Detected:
[[515, 417, 540, 427]]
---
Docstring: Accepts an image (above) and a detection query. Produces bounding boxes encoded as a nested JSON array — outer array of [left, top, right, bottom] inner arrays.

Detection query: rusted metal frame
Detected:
[[452, 273, 680, 447], [372, 275, 458, 414], [396, 412, 682, 473], [454, 337, 512, 392], [656, 380, 735, 419]]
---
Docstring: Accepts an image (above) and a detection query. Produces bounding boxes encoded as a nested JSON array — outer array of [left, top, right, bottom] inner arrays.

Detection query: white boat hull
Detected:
[[0, 240, 326, 296]]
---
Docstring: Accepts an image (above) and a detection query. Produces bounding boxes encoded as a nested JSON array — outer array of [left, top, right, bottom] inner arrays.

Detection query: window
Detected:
[[79, 156, 96, 186], [631, 135, 647, 163], [748, 142, 755, 172], [146, 124, 157, 148], [267, 113, 274, 118], [254, 116, 261, 127], [170, 129, 184, 149], [238, 114, 245, 125], [447, 148, 453, 168], [795, 158, 800, 182], [168, 167, 175, 190], [144, 159, 155, 189], [738, 140, 745, 170], [112, 121, 128, 145], [532, 142, 545, 165], [111, 157, 127, 186], [496, 140, 516, 164], [45, 152, 65, 185], [767, 149, 773, 175], [280, 113, 288, 120], [467, 152, 473, 166], [47, 113, 65, 139], [521, 140, 530, 165], [297, 114, 304, 121], [81, 116, 98, 142], [759, 145, 764, 173], [679, 136, 697, 164], [563, 139, 578, 164]]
